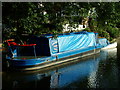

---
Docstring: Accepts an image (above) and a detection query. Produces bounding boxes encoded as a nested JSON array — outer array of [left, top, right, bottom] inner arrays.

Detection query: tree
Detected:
[[2, 2, 120, 42]]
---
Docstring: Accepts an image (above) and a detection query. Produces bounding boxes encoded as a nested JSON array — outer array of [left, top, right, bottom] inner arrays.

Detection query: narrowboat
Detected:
[[5, 31, 109, 70]]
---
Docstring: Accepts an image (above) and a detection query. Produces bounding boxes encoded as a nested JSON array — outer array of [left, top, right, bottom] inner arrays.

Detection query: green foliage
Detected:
[[83, 28, 91, 32], [105, 26, 120, 38], [2, 2, 120, 42], [95, 2, 120, 28], [95, 27, 110, 40], [94, 25, 120, 41]]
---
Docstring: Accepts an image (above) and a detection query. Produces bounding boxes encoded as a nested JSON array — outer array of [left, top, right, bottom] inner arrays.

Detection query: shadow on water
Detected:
[[2, 47, 119, 89]]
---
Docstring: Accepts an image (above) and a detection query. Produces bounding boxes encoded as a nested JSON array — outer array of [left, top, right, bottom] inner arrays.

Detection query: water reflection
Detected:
[[2, 48, 118, 89]]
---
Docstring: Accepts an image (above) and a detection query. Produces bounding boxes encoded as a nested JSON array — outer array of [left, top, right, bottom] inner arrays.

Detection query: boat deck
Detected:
[[13, 56, 46, 60]]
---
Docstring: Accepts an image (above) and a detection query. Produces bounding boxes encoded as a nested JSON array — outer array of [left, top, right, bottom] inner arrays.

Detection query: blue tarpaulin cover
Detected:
[[98, 38, 110, 47], [29, 31, 98, 56], [49, 32, 97, 55], [57, 32, 96, 52]]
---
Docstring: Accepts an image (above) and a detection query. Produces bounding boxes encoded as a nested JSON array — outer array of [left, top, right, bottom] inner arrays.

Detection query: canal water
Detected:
[[2, 44, 120, 89]]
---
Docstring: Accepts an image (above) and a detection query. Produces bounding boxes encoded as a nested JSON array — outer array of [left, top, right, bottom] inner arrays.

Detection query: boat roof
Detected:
[[35, 31, 98, 38]]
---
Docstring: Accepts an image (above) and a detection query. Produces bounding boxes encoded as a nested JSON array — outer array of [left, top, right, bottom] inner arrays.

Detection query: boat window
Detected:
[[16, 46, 36, 56]]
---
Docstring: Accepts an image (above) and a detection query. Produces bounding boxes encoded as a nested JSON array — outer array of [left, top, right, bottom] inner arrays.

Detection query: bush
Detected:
[[94, 25, 120, 41], [95, 27, 110, 40], [105, 26, 120, 38]]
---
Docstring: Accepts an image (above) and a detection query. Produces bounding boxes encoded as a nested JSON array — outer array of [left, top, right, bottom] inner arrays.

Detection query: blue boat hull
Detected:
[[6, 46, 101, 70]]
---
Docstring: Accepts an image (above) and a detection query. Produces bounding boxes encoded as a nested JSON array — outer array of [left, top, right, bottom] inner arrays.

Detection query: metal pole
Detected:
[[33, 45, 37, 58]]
